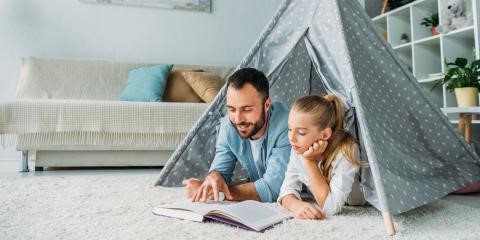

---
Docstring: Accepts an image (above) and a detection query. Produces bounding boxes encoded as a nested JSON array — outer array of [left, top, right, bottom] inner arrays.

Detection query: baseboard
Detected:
[[35, 150, 171, 167], [0, 158, 18, 161]]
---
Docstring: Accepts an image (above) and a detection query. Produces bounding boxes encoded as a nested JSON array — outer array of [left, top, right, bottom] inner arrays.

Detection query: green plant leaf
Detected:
[[455, 58, 468, 68], [420, 12, 439, 27], [471, 60, 480, 72], [437, 57, 480, 92]]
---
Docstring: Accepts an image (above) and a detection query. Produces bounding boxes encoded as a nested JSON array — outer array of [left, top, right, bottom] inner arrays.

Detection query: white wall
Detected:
[[0, 0, 283, 160]]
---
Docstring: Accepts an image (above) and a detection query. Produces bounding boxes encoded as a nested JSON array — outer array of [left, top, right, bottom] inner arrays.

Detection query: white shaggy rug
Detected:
[[1, 170, 479, 240]]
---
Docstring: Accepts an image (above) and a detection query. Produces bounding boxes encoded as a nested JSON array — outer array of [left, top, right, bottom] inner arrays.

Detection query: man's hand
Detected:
[[182, 178, 203, 199], [292, 201, 326, 220], [192, 171, 233, 202], [302, 140, 328, 163]]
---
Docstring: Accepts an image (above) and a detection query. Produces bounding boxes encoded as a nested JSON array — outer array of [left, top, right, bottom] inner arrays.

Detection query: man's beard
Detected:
[[231, 107, 267, 139]]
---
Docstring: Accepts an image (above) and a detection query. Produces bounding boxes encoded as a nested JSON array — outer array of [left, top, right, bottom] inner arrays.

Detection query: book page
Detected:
[[209, 200, 291, 231], [157, 199, 234, 216]]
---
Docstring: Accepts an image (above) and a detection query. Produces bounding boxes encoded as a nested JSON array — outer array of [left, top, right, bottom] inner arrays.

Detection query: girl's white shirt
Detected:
[[278, 146, 359, 216]]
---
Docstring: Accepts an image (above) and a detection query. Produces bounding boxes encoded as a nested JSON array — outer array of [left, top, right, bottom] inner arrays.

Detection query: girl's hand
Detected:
[[302, 140, 328, 163], [293, 201, 326, 220]]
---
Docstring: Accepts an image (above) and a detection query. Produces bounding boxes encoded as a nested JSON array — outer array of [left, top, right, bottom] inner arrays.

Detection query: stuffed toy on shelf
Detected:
[[437, 0, 473, 34]]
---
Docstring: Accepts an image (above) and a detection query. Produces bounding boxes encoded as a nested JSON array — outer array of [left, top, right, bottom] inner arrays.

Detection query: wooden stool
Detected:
[[458, 113, 473, 144], [441, 107, 480, 144]]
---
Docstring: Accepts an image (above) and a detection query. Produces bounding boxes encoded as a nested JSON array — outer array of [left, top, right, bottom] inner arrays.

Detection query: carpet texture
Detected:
[[1, 171, 479, 240]]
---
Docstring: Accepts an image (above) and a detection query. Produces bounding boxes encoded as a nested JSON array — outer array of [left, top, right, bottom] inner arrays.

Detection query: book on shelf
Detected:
[[152, 199, 292, 232]]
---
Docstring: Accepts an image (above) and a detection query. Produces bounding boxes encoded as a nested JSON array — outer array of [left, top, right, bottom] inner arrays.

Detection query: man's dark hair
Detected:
[[227, 68, 269, 101]]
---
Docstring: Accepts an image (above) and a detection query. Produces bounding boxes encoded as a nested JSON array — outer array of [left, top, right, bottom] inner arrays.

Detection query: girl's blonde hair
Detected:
[[292, 94, 359, 182]]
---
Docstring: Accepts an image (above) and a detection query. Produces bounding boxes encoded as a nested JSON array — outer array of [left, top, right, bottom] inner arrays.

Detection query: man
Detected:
[[182, 67, 291, 203]]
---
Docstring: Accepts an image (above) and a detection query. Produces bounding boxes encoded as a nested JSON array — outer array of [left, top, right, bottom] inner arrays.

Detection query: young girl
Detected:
[[278, 94, 360, 220]]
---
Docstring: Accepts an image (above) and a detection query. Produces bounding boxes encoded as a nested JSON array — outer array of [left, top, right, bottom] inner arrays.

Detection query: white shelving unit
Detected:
[[371, 0, 479, 122]]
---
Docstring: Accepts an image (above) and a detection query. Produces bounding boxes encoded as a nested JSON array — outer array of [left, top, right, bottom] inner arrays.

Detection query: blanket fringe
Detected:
[[0, 134, 17, 149], [0, 132, 186, 149]]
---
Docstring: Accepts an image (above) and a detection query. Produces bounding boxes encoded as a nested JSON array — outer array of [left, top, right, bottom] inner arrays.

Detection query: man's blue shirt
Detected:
[[209, 101, 291, 202]]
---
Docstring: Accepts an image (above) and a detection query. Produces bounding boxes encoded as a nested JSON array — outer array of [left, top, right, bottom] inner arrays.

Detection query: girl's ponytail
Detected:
[[323, 94, 345, 134]]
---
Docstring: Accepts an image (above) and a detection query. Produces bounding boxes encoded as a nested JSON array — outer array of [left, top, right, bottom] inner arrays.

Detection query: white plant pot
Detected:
[[455, 87, 478, 107]]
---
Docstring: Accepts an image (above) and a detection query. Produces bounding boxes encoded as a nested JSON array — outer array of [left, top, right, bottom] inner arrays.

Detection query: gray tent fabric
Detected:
[[155, 0, 480, 216]]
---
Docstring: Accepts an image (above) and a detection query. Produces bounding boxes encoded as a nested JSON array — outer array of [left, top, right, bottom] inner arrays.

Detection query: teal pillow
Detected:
[[120, 64, 173, 102]]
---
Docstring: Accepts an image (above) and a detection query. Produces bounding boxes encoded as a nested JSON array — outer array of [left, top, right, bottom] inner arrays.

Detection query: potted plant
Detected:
[[400, 33, 409, 43], [420, 12, 439, 36], [432, 58, 480, 107]]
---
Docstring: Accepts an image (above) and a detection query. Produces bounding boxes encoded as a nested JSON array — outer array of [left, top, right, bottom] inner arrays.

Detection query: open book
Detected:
[[153, 200, 292, 232]]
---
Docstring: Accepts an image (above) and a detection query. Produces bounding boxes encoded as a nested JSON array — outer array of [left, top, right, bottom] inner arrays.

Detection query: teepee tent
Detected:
[[155, 0, 480, 234]]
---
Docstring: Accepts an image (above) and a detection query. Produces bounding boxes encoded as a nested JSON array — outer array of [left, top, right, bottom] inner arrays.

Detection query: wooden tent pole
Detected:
[[383, 212, 396, 236], [381, 0, 389, 15]]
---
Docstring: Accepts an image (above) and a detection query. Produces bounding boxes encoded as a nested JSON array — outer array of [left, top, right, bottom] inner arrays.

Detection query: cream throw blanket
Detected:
[[0, 99, 210, 149]]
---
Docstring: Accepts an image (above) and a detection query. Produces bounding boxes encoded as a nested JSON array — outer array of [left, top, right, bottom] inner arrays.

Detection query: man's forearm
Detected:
[[228, 182, 260, 201]]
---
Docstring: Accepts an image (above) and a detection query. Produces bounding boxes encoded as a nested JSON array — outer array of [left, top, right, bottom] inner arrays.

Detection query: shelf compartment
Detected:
[[388, 7, 412, 47], [411, 0, 439, 41], [394, 45, 413, 71], [413, 37, 441, 80], [443, 27, 476, 64], [373, 15, 388, 41]]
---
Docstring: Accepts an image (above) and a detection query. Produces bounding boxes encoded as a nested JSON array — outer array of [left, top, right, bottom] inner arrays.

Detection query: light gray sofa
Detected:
[[0, 57, 233, 171]]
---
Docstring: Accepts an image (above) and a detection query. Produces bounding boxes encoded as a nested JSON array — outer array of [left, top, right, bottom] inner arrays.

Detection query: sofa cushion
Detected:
[[182, 72, 224, 103], [120, 64, 173, 102], [163, 69, 204, 103]]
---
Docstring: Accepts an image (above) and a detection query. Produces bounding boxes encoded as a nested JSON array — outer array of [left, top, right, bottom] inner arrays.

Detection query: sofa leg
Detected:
[[35, 166, 44, 171], [20, 150, 29, 172]]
